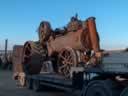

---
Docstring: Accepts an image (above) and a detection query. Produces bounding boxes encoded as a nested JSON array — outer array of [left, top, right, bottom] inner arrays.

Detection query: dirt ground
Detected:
[[0, 70, 74, 96]]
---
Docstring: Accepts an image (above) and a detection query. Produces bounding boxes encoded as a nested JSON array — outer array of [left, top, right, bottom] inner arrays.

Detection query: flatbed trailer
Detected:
[[25, 71, 83, 95], [25, 52, 128, 96], [81, 52, 128, 96], [25, 65, 128, 96], [26, 73, 72, 91], [25, 66, 127, 96]]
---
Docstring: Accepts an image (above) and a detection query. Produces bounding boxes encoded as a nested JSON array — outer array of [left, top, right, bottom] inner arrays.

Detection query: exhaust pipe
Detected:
[[87, 17, 100, 53]]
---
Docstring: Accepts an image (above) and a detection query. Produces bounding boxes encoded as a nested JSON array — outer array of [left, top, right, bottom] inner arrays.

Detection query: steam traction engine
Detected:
[[13, 16, 128, 96], [22, 16, 100, 78]]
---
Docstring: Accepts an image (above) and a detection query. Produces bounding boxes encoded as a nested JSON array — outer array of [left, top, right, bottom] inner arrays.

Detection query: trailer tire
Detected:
[[120, 87, 128, 96], [33, 80, 41, 92], [82, 80, 113, 96]]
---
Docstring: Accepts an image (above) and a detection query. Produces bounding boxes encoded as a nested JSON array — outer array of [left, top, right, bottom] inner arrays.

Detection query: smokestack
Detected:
[[87, 17, 100, 53], [5, 39, 8, 61]]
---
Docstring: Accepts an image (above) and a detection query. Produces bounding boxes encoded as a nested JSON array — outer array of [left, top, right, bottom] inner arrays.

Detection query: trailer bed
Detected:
[[27, 73, 73, 91]]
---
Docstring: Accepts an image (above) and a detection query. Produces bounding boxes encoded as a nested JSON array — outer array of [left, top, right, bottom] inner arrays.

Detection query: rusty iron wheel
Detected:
[[38, 21, 51, 44], [58, 47, 77, 78], [22, 41, 44, 75]]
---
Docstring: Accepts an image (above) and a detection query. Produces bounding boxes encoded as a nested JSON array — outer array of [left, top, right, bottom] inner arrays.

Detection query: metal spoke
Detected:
[[24, 55, 30, 59], [67, 55, 72, 61], [59, 64, 67, 70], [60, 54, 67, 61]]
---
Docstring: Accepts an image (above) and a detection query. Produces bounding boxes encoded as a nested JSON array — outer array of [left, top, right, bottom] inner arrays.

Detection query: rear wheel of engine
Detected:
[[22, 41, 47, 75]]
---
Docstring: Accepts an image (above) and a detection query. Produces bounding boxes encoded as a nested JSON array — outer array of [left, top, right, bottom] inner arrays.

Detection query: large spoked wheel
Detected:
[[38, 21, 51, 44], [58, 47, 77, 78], [82, 80, 112, 96], [22, 41, 43, 75]]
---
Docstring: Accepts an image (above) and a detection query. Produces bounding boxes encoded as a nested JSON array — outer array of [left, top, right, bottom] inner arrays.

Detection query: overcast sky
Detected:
[[0, 0, 128, 50]]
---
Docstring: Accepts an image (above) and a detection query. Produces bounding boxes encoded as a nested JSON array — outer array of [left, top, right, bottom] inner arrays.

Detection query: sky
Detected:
[[0, 0, 128, 50]]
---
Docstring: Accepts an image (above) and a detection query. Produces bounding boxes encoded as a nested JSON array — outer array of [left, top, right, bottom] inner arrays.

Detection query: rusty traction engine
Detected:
[[22, 16, 100, 78]]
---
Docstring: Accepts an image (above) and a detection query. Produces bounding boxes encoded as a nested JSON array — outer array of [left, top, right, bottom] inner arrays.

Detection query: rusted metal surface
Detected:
[[46, 17, 92, 56], [20, 16, 100, 78], [35, 16, 100, 77], [22, 41, 47, 75], [12, 45, 24, 75], [47, 29, 90, 56], [12, 45, 27, 86], [38, 21, 51, 44], [58, 47, 77, 77], [46, 17, 100, 64], [87, 17, 100, 53]]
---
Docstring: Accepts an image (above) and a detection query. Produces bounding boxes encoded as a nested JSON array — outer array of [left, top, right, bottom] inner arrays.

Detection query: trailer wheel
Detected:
[[82, 80, 113, 96], [120, 87, 128, 96], [33, 80, 41, 91], [26, 78, 33, 89]]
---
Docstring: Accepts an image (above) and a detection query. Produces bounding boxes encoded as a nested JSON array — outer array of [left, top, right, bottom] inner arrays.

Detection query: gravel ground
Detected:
[[0, 70, 71, 96]]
